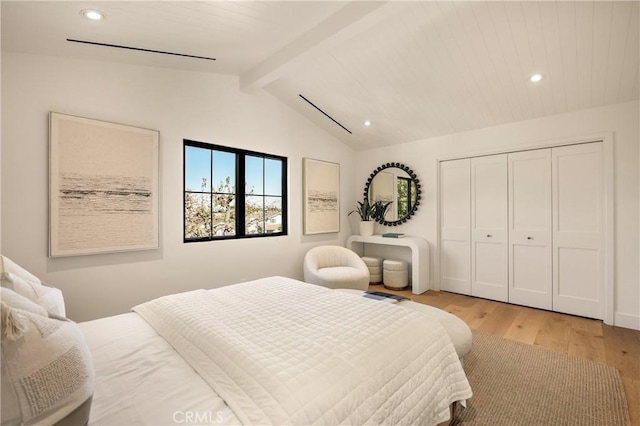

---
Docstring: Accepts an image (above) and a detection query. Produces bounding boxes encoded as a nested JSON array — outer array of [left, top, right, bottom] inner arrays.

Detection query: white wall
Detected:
[[0, 6, 3, 255], [356, 100, 640, 330], [1, 52, 357, 321]]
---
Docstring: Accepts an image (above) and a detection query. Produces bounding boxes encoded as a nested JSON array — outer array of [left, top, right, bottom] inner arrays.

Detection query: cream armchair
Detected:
[[303, 245, 369, 291]]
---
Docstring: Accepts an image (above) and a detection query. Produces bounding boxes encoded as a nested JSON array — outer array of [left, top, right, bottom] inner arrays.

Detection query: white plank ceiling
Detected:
[[3, 1, 638, 150]]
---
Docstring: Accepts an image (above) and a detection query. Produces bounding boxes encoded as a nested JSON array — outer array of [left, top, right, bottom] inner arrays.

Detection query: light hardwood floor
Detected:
[[369, 285, 640, 425]]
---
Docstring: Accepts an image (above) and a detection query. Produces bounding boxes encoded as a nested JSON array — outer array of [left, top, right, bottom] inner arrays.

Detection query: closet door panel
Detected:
[[474, 243, 507, 291], [440, 159, 471, 295], [508, 149, 552, 310], [552, 143, 604, 319], [471, 155, 508, 302], [512, 245, 550, 293]]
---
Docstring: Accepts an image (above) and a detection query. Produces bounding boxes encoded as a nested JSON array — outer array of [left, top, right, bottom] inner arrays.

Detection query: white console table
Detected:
[[346, 235, 430, 295]]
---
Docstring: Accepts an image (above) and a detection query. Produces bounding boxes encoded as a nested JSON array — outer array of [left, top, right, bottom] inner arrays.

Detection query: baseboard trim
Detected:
[[614, 312, 640, 331]]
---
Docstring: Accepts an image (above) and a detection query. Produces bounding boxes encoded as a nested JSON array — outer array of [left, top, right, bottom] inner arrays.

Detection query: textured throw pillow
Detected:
[[1, 272, 66, 317], [1, 302, 94, 425]]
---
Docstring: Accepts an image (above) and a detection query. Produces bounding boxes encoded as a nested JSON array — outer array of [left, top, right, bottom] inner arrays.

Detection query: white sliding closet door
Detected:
[[440, 159, 471, 295], [508, 149, 552, 310], [552, 143, 604, 319], [471, 155, 508, 302]]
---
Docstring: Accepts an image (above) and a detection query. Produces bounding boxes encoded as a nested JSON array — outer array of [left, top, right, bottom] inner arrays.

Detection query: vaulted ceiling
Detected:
[[3, 1, 639, 150]]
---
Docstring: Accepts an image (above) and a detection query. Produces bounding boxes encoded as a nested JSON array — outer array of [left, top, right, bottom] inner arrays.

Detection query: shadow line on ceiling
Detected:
[[66, 39, 216, 61]]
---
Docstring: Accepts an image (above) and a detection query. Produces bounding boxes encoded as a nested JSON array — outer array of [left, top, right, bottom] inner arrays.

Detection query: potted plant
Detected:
[[349, 197, 375, 236], [349, 199, 392, 236]]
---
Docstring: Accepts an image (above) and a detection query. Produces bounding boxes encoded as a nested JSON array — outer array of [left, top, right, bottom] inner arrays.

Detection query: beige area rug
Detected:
[[457, 331, 630, 426]]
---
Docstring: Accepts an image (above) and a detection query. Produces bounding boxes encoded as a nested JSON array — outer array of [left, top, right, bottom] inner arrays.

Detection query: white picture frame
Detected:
[[303, 158, 340, 235], [49, 112, 160, 257]]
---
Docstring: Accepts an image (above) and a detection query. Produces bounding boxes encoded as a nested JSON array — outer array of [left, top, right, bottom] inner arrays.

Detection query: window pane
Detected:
[[213, 151, 235, 194], [265, 159, 282, 196], [212, 193, 235, 236], [397, 179, 409, 218], [245, 156, 264, 195], [245, 195, 264, 234], [265, 197, 283, 233], [185, 146, 211, 192], [185, 193, 211, 239]]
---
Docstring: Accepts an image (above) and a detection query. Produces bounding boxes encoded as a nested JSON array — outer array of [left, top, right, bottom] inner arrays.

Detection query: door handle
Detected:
[[527, 237, 533, 240], [486, 234, 492, 238]]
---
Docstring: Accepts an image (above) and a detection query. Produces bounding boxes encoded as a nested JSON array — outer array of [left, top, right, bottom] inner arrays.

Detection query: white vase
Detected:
[[359, 220, 374, 236]]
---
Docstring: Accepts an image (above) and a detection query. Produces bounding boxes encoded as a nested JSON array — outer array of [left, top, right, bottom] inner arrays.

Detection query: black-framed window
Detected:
[[184, 139, 287, 242]]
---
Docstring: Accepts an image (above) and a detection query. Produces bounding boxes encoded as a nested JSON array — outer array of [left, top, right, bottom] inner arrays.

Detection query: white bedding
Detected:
[[133, 276, 472, 425], [79, 313, 240, 425]]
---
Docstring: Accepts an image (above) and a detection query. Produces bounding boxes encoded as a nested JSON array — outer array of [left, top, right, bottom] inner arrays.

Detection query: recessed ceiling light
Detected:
[[530, 73, 543, 83], [80, 9, 105, 20], [364, 120, 372, 126]]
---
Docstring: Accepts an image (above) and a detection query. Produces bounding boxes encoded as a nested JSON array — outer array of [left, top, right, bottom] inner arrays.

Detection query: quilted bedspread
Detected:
[[133, 276, 472, 425]]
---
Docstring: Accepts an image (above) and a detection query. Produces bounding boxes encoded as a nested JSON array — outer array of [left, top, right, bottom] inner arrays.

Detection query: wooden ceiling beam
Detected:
[[239, 1, 404, 93]]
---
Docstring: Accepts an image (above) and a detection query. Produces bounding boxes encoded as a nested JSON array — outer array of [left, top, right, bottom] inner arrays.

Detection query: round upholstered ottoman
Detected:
[[396, 300, 473, 359], [362, 256, 383, 284], [383, 259, 408, 290], [334, 288, 473, 360]]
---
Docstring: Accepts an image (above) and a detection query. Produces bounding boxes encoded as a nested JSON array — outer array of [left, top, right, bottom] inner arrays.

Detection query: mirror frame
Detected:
[[363, 162, 422, 226]]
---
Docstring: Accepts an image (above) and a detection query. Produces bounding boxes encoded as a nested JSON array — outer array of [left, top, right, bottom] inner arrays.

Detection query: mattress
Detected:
[[80, 277, 471, 425], [79, 313, 240, 425]]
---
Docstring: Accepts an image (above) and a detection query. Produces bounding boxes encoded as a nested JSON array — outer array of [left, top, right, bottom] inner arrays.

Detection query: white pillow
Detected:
[[1, 303, 94, 425], [37, 286, 66, 318], [0, 287, 48, 317], [0, 255, 41, 285], [1, 272, 66, 317], [1, 271, 39, 300]]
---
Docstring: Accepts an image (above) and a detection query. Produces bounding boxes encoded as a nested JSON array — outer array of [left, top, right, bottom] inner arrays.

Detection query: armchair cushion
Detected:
[[303, 246, 369, 291]]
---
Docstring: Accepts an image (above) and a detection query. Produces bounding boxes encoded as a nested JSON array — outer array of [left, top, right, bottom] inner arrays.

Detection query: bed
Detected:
[[1, 256, 472, 426]]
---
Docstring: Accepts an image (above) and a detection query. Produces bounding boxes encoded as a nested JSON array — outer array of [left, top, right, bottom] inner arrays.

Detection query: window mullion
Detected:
[[237, 153, 246, 237], [262, 158, 266, 235], [281, 158, 287, 235], [210, 150, 214, 239], [183, 144, 187, 242]]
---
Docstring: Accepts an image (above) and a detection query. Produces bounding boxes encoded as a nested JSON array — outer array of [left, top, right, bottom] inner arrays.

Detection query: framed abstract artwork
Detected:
[[49, 112, 160, 257], [302, 158, 339, 235]]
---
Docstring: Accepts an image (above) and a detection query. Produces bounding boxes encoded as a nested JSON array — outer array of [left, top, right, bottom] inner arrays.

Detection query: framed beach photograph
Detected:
[[49, 112, 160, 257], [303, 158, 339, 235]]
